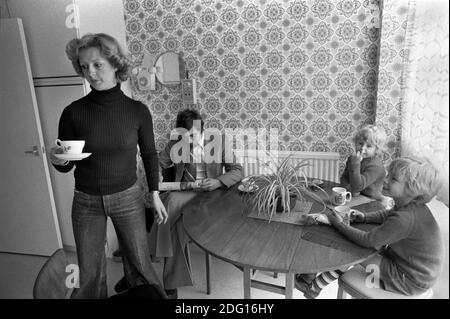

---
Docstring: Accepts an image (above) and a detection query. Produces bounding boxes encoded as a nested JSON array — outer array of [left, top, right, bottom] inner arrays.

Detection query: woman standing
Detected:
[[49, 33, 167, 298]]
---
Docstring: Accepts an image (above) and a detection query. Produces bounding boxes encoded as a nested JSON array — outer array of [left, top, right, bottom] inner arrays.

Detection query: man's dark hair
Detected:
[[175, 109, 204, 132]]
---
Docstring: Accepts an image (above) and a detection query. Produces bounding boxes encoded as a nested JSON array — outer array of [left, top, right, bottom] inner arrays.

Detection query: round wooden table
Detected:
[[182, 181, 382, 298]]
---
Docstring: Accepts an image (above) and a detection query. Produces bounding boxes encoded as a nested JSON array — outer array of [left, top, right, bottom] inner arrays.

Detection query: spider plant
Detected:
[[242, 152, 327, 222]]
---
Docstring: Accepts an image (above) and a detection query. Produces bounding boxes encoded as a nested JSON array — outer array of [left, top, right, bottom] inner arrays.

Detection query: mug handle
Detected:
[[55, 139, 62, 147], [345, 191, 352, 202]]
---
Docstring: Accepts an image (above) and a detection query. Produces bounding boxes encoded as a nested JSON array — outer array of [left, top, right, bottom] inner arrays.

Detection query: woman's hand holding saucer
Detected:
[[49, 146, 69, 166]]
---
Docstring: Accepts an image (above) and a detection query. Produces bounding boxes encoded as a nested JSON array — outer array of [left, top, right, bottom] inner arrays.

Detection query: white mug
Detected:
[[55, 139, 85, 154], [334, 206, 354, 225], [332, 187, 352, 206]]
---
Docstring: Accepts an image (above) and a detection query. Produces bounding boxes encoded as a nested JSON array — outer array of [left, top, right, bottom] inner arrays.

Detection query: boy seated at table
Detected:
[[340, 125, 393, 208], [295, 156, 444, 298]]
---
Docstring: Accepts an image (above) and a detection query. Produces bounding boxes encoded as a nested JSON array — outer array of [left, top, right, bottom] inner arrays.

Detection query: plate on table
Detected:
[[241, 176, 252, 184], [239, 176, 259, 193], [307, 179, 323, 192], [238, 183, 258, 193], [308, 213, 330, 225], [54, 153, 92, 161]]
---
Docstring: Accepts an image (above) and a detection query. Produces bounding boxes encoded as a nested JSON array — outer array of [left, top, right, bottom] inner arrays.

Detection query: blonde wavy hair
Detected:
[[65, 33, 131, 82], [388, 156, 442, 204], [353, 124, 387, 157]]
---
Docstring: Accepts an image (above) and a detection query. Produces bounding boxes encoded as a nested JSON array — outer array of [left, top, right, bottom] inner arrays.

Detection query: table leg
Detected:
[[285, 273, 294, 299], [243, 267, 251, 299], [205, 252, 211, 295]]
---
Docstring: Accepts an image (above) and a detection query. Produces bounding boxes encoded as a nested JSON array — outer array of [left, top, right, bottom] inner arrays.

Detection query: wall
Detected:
[[375, 0, 409, 162], [74, 0, 129, 254], [0, 0, 9, 18], [76, 0, 132, 97], [123, 0, 382, 169]]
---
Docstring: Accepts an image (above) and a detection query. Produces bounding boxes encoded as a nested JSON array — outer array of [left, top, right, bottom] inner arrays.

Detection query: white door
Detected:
[[0, 19, 62, 256], [34, 85, 85, 248]]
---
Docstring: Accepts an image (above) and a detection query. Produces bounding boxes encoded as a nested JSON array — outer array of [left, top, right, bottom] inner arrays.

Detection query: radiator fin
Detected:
[[236, 151, 340, 183]]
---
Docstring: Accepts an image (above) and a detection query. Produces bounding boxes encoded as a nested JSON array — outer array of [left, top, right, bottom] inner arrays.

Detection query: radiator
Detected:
[[235, 150, 340, 183]]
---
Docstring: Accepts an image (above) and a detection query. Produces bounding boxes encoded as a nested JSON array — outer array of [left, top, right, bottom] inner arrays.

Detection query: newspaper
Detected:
[[159, 181, 201, 191]]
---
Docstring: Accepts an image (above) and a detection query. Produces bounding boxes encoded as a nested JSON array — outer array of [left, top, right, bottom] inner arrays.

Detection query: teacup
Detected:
[[331, 187, 352, 206], [334, 206, 354, 225], [55, 139, 85, 154]]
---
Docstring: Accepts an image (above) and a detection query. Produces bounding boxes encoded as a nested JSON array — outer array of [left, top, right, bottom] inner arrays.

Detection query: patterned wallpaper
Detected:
[[376, 0, 410, 162], [123, 0, 382, 170]]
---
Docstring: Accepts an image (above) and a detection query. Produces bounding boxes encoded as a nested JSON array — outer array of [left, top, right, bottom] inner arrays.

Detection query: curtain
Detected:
[[399, 0, 449, 205]]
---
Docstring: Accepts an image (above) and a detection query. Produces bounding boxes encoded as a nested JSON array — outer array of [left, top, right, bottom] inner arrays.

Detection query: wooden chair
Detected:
[[109, 284, 167, 299], [337, 265, 433, 299], [35, 248, 167, 299], [33, 248, 78, 299]]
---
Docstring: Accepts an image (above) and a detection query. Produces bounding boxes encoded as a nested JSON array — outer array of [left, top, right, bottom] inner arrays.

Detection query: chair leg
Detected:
[[185, 242, 192, 271], [205, 252, 211, 295], [285, 273, 294, 299], [337, 285, 346, 299], [243, 267, 251, 299]]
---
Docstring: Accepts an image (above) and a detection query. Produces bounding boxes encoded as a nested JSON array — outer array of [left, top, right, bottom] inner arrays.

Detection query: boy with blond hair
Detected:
[[296, 156, 445, 298]]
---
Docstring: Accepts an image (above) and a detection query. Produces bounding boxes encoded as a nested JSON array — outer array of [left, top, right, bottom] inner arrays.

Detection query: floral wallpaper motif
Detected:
[[124, 0, 382, 170], [375, 0, 410, 162]]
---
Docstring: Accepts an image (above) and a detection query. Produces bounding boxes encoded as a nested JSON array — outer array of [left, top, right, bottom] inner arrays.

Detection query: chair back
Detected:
[[33, 248, 78, 299], [162, 165, 176, 182], [108, 284, 167, 299]]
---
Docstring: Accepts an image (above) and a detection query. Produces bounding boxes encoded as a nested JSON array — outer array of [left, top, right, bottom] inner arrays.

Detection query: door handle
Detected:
[[24, 145, 40, 156]]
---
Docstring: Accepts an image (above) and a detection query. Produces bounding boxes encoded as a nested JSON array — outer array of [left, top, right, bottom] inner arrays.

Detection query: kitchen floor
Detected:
[[2, 240, 448, 299], [0, 244, 338, 299]]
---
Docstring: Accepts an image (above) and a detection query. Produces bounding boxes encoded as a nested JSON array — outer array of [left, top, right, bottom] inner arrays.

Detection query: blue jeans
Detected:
[[70, 182, 165, 298]]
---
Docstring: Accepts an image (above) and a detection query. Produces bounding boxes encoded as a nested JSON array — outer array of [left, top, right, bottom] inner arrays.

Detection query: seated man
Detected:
[[148, 109, 243, 298]]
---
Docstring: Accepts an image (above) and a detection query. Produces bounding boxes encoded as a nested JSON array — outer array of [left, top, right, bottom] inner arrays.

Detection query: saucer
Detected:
[[54, 153, 92, 161], [238, 184, 258, 193], [242, 176, 251, 183], [308, 213, 330, 225]]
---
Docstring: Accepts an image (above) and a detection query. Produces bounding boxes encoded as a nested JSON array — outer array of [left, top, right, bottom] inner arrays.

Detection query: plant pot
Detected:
[[275, 194, 297, 213]]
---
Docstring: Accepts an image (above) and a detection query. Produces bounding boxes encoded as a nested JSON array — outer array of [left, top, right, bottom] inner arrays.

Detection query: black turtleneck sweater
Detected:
[[53, 84, 159, 195]]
